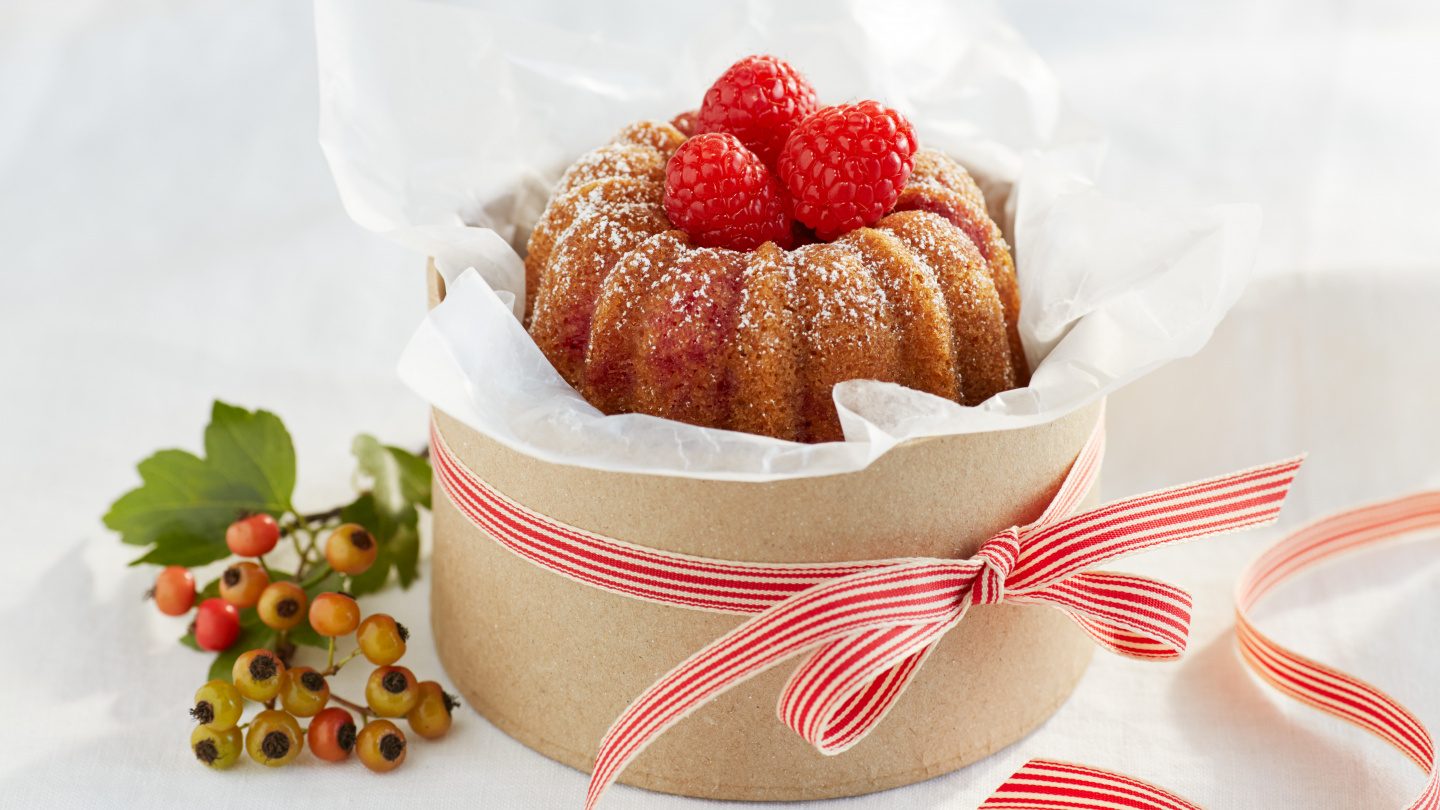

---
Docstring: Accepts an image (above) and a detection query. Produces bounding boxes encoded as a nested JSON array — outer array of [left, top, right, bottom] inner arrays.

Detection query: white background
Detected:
[[2, 1, 1437, 807]]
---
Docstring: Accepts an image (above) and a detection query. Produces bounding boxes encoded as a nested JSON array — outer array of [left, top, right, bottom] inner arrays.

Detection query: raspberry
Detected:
[[777, 101, 918, 241], [694, 55, 818, 165], [663, 133, 792, 250]]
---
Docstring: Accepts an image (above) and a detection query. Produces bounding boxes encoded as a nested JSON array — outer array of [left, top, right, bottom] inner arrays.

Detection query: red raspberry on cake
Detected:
[[695, 55, 818, 166], [663, 132, 792, 250], [777, 100, 918, 241]]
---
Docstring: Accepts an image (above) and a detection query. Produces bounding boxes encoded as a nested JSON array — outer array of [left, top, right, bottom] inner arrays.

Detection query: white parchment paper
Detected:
[[316, 0, 1261, 481]]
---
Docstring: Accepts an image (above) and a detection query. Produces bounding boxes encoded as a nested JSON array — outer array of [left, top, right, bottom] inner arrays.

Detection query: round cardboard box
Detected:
[[428, 399, 1100, 801]]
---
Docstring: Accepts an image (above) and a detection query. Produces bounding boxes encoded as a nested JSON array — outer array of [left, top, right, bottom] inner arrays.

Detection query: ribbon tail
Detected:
[[1011, 456, 1305, 593], [980, 758, 1203, 810], [1236, 491, 1440, 810], [584, 561, 974, 809], [1013, 571, 1192, 660]]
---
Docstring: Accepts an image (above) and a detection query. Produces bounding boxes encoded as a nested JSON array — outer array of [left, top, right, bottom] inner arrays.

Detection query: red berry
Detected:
[[776, 100, 918, 240], [194, 598, 241, 651], [663, 133, 792, 251], [694, 55, 818, 165], [226, 513, 280, 557], [152, 566, 195, 616], [308, 707, 357, 762]]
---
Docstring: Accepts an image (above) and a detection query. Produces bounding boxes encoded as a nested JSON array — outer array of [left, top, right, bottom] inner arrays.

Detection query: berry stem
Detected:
[[326, 636, 336, 671], [301, 529, 319, 565], [299, 563, 335, 591], [328, 693, 373, 719], [321, 647, 362, 677], [290, 526, 307, 566]]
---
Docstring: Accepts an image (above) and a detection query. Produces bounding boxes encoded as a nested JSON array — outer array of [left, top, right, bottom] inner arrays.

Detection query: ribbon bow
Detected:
[[430, 416, 1303, 809]]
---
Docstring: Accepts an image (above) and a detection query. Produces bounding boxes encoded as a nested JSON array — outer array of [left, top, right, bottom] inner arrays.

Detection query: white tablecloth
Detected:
[[3, 1, 1437, 807]]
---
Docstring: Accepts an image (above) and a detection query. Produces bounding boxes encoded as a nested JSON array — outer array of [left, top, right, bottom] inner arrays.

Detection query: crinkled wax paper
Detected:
[[316, 0, 1260, 481]]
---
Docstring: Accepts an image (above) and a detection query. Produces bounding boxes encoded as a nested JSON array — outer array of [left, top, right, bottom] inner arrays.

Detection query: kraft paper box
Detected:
[[318, 0, 1265, 801], [425, 269, 1099, 799]]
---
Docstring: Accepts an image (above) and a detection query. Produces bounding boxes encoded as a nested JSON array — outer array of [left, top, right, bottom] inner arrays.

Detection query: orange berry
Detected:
[[219, 561, 269, 608], [356, 720, 406, 772], [226, 513, 280, 557], [232, 648, 285, 702], [325, 523, 379, 575], [152, 566, 195, 616], [308, 592, 360, 637], [256, 581, 307, 631]]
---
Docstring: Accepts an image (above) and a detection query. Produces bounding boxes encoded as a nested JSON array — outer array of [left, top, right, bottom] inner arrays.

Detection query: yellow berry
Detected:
[[191, 724, 242, 769], [191, 680, 244, 731], [357, 614, 408, 666], [325, 523, 379, 575], [256, 581, 307, 631], [278, 667, 330, 717], [406, 681, 457, 740], [365, 665, 419, 717], [246, 709, 303, 767]]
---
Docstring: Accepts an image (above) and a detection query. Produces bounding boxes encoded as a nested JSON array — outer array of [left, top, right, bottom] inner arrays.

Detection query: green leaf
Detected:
[[104, 402, 296, 567], [353, 434, 432, 512], [286, 620, 327, 651], [389, 513, 421, 587], [129, 531, 232, 567], [387, 446, 432, 510], [353, 435, 402, 516], [205, 402, 297, 515]]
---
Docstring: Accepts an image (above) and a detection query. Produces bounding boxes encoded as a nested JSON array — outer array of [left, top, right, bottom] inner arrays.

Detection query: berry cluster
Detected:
[[188, 605, 455, 772], [150, 511, 457, 772], [664, 55, 919, 248], [149, 515, 392, 650]]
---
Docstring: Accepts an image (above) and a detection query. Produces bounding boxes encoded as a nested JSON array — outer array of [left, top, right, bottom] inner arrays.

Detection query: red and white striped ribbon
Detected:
[[978, 758, 1203, 810], [1236, 491, 1440, 810], [431, 418, 1302, 809]]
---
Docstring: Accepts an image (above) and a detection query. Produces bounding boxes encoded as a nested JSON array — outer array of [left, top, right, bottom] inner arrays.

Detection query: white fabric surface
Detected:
[[2, 1, 1437, 808]]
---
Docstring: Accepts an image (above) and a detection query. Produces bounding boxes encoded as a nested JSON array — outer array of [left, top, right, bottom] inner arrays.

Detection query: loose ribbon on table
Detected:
[[431, 417, 1303, 809], [1236, 491, 1440, 810]]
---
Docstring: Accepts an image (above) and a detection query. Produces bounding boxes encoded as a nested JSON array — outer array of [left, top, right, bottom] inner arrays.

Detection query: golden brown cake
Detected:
[[524, 120, 1027, 443]]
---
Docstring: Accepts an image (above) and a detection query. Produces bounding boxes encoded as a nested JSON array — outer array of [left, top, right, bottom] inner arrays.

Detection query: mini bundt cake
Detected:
[[524, 121, 1026, 443], [523, 57, 1027, 443]]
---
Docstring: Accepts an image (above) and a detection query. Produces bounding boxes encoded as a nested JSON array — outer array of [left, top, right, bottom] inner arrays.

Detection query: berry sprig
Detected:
[[163, 487, 456, 772], [106, 402, 451, 773], [663, 55, 919, 249], [188, 601, 456, 771]]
